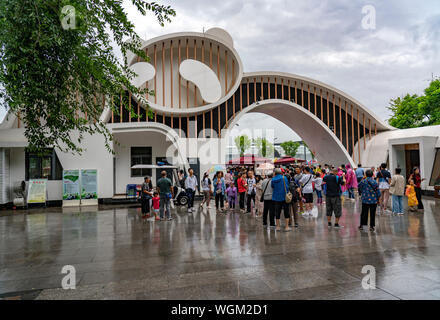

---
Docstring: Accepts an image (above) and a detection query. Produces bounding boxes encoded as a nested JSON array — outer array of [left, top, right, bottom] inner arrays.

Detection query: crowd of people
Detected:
[[138, 162, 426, 232]]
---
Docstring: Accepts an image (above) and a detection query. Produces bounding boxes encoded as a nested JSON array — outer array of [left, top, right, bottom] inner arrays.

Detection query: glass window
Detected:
[[130, 147, 152, 177], [25, 149, 63, 180], [430, 149, 440, 186]]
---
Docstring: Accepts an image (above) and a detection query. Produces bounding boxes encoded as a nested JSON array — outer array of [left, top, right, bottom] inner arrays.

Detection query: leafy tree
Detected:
[[388, 79, 440, 129], [254, 137, 274, 158], [0, 0, 175, 154], [280, 140, 301, 157], [234, 135, 251, 156]]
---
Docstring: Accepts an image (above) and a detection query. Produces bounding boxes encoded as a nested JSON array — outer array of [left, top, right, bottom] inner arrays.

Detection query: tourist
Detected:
[[370, 166, 376, 178], [178, 169, 186, 188], [152, 192, 160, 220], [405, 179, 418, 212], [185, 168, 198, 213], [323, 168, 345, 228], [237, 172, 247, 212], [261, 172, 275, 228], [200, 172, 212, 208], [345, 164, 358, 201], [226, 182, 237, 211], [246, 171, 257, 213], [313, 171, 323, 205], [355, 164, 365, 184], [409, 167, 425, 211], [213, 171, 226, 212], [358, 169, 381, 232], [299, 167, 314, 216], [390, 168, 405, 215], [271, 168, 291, 231], [157, 170, 173, 221], [141, 176, 153, 218], [225, 169, 234, 187], [376, 163, 391, 214], [294, 167, 304, 213], [288, 174, 300, 228], [255, 176, 264, 217]]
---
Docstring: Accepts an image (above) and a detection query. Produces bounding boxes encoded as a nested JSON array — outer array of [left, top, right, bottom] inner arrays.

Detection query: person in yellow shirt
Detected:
[[405, 179, 418, 212]]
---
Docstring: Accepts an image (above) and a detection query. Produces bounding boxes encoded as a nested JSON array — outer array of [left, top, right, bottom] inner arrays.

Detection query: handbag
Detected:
[[283, 176, 293, 203]]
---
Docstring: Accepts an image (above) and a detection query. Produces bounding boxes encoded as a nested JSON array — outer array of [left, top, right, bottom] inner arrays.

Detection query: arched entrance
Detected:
[[224, 99, 355, 167]]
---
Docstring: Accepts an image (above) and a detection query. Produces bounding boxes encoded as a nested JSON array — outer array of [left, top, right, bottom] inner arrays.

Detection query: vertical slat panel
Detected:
[[351, 105, 355, 159], [211, 109, 213, 137], [345, 101, 349, 149], [281, 78, 284, 99], [254, 77, 257, 102], [339, 98, 342, 140], [326, 92, 330, 127], [202, 40, 205, 105], [186, 39, 189, 108], [203, 112, 205, 138], [233, 92, 236, 119], [363, 113, 366, 150], [301, 83, 303, 108], [320, 89, 323, 122], [162, 42, 165, 106], [268, 77, 271, 99], [357, 108, 361, 162], [247, 78, 250, 106], [154, 45, 157, 104], [369, 118, 371, 140], [225, 50, 228, 94], [275, 77, 278, 99], [178, 40, 181, 108], [314, 87, 317, 117], [217, 45, 220, 80], [194, 39, 197, 107], [295, 81, 297, 103], [170, 40, 173, 108], [288, 80, 291, 101], [128, 92, 131, 122], [332, 95, 336, 135], [119, 92, 122, 123], [218, 107, 221, 138], [240, 83, 243, 111], [179, 116, 181, 137], [260, 77, 263, 101], [307, 84, 310, 111]]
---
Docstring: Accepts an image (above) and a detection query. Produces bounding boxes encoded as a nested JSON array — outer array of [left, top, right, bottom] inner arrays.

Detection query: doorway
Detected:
[[405, 144, 420, 180]]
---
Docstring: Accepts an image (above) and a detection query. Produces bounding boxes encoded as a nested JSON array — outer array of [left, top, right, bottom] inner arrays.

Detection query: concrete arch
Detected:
[[108, 122, 190, 170], [224, 99, 355, 167]]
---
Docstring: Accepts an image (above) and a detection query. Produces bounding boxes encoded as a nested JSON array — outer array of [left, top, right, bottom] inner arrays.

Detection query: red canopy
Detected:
[[274, 157, 306, 165], [227, 154, 271, 165]]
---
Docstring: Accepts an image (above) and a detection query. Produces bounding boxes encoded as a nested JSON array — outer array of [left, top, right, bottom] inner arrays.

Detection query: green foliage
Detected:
[[0, 0, 175, 154], [254, 137, 274, 158], [234, 135, 251, 156], [280, 140, 301, 157], [388, 80, 440, 129]]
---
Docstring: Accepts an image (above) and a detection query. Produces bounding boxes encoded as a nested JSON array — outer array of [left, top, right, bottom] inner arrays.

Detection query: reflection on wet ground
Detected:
[[1, 197, 440, 300]]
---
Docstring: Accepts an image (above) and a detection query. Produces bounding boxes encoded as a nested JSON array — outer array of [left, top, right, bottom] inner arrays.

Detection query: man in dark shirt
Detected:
[[156, 170, 174, 221], [323, 168, 346, 228]]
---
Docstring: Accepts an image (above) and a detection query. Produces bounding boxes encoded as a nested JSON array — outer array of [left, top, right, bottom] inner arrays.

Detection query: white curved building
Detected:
[[1, 28, 439, 204]]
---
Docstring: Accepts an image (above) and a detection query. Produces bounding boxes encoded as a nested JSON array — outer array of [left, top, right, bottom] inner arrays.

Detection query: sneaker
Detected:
[[187, 208, 192, 212], [155, 216, 160, 221], [334, 224, 343, 229], [358, 225, 363, 231], [370, 226, 375, 232], [284, 227, 292, 232], [167, 217, 173, 221], [294, 223, 299, 228], [328, 222, 332, 227]]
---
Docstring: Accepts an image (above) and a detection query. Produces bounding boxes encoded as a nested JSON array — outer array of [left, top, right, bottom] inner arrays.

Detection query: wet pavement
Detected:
[[1, 197, 440, 300]]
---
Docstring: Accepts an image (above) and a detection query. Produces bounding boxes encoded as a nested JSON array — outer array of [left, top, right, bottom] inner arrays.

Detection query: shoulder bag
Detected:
[[283, 176, 293, 203]]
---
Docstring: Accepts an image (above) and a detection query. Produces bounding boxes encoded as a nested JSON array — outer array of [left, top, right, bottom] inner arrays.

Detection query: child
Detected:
[[152, 192, 160, 220], [405, 179, 418, 212], [226, 183, 237, 211], [313, 172, 323, 204]]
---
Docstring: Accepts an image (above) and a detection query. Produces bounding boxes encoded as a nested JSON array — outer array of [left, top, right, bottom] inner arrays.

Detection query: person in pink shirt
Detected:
[[152, 192, 160, 220], [345, 164, 358, 200]]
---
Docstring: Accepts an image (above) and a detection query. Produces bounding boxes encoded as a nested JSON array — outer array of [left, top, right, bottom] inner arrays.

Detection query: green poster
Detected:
[[80, 169, 98, 199], [63, 170, 80, 200]]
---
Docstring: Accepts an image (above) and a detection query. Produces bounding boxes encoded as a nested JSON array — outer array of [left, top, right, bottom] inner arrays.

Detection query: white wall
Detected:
[[56, 132, 113, 199], [113, 131, 173, 194]]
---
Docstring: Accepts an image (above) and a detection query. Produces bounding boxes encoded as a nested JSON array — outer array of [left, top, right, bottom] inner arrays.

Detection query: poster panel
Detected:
[[62, 170, 81, 207], [80, 169, 98, 206], [27, 179, 47, 204]]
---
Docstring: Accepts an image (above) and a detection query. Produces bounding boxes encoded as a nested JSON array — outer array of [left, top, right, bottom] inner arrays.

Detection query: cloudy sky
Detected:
[[2, 0, 439, 142]]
